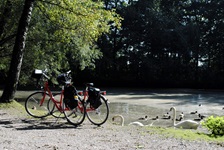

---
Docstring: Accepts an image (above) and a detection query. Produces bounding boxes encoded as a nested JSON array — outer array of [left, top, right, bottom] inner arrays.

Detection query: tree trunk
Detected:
[[0, 0, 35, 103]]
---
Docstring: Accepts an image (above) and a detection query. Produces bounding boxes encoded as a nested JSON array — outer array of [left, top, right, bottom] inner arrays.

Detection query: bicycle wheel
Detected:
[[63, 97, 86, 126], [25, 91, 50, 118], [86, 95, 109, 126], [47, 93, 65, 118]]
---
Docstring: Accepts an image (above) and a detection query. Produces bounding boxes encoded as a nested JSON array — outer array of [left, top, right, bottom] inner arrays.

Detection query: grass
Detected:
[[144, 126, 224, 144], [0, 100, 27, 117]]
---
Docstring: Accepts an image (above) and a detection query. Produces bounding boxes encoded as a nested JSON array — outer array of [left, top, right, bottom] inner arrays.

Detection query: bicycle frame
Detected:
[[37, 80, 65, 113]]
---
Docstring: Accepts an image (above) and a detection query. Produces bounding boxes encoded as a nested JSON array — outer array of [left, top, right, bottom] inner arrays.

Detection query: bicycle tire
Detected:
[[47, 92, 65, 118], [63, 97, 86, 127], [86, 95, 109, 126], [25, 91, 50, 118]]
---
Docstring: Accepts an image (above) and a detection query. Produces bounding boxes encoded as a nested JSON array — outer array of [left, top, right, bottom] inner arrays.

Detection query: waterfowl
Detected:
[[128, 121, 144, 127], [138, 115, 148, 120], [151, 116, 159, 120], [112, 115, 124, 126], [112, 115, 155, 127], [170, 107, 200, 129], [163, 112, 169, 118], [175, 117, 183, 121], [190, 111, 198, 114], [179, 112, 184, 118], [198, 114, 207, 119], [162, 115, 171, 119]]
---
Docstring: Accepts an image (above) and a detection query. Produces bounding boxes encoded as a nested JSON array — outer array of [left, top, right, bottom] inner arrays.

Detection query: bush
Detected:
[[202, 116, 224, 136]]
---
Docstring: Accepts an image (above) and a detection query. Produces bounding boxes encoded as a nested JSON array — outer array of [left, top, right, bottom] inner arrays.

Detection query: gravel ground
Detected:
[[1, 89, 224, 150], [0, 109, 224, 150]]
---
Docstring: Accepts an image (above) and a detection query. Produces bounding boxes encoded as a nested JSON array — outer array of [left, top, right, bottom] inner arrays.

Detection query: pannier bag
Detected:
[[88, 87, 102, 109], [64, 85, 78, 109], [57, 73, 67, 85]]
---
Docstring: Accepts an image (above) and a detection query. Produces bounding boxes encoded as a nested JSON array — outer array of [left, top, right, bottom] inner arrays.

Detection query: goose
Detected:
[[170, 107, 200, 129]]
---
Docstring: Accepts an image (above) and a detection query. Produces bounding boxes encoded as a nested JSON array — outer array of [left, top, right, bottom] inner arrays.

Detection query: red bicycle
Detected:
[[25, 69, 109, 126], [25, 69, 86, 126]]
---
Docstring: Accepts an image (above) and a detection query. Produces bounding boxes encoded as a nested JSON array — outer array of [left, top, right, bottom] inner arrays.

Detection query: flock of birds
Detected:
[[112, 105, 210, 130]]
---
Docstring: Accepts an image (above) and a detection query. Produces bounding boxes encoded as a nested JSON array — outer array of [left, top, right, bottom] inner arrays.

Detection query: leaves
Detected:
[[202, 116, 224, 136]]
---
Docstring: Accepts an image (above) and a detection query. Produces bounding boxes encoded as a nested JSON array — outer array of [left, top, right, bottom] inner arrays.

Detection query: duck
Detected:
[[179, 112, 184, 118], [162, 115, 171, 119], [170, 107, 200, 129], [138, 115, 148, 120], [175, 117, 183, 121], [198, 114, 207, 119], [163, 112, 169, 118], [190, 111, 198, 114], [151, 116, 159, 120]]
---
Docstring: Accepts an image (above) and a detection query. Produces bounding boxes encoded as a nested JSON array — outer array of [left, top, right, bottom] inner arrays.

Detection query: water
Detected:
[[4, 88, 224, 127]]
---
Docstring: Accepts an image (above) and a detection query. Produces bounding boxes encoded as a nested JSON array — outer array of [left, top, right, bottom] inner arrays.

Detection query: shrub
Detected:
[[202, 116, 224, 136]]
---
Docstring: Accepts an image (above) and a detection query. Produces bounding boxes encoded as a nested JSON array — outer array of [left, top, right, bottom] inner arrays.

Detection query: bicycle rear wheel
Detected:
[[63, 97, 86, 127], [47, 93, 65, 118], [86, 95, 109, 126], [25, 91, 50, 118]]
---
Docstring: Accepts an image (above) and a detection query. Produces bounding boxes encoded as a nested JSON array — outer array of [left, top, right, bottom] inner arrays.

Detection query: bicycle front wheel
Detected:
[[86, 95, 109, 126], [63, 98, 86, 127], [25, 91, 50, 118]]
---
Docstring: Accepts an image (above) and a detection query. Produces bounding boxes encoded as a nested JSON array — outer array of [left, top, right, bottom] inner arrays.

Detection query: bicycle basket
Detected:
[[31, 69, 43, 79], [88, 87, 102, 109], [64, 85, 78, 109]]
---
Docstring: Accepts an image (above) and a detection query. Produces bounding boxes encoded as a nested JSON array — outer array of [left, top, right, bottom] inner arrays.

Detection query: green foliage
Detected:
[[202, 116, 224, 136], [20, 0, 122, 84]]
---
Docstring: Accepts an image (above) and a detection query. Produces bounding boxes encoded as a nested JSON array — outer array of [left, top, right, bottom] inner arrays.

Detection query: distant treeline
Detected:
[[1, 0, 224, 89]]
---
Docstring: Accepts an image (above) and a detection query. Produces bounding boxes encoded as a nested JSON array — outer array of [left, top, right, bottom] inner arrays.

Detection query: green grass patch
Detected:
[[145, 126, 224, 143], [0, 100, 24, 109], [0, 100, 27, 116]]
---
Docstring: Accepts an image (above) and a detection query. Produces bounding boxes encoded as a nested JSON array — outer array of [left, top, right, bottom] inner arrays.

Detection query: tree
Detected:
[[0, 0, 121, 102], [0, 0, 35, 103]]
